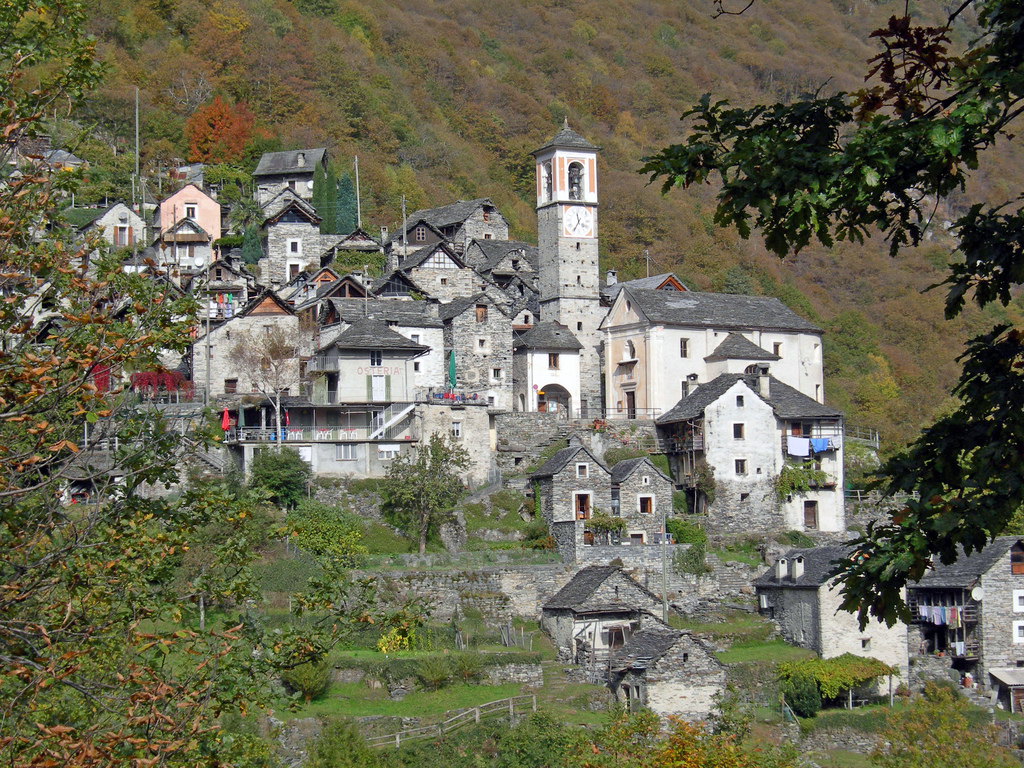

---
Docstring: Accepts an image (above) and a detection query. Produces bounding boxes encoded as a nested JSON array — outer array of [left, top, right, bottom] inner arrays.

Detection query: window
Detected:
[[413, 362, 420, 372], [114, 226, 131, 247], [492, 368, 502, 379], [224, 378, 238, 394], [1015, 590, 1024, 612], [478, 338, 486, 350], [548, 353, 560, 370], [185, 204, 197, 219], [575, 493, 591, 520], [680, 338, 689, 358], [642, 475, 650, 485], [483, 210, 491, 222], [1015, 621, 1024, 644], [567, 161, 584, 200], [512, 259, 519, 270], [337, 444, 356, 461], [523, 314, 531, 324], [736, 395, 744, 407], [440, 278, 448, 286], [576, 463, 588, 478], [1014, 545, 1024, 575], [861, 638, 871, 651], [577, 322, 583, 331], [476, 304, 487, 322], [773, 342, 782, 356], [639, 497, 653, 515], [735, 459, 747, 475], [542, 161, 553, 201], [415, 225, 426, 242], [378, 445, 401, 460], [369, 350, 383, 366], [740, 493, 750, 501], [410, 334, 420, 344], [733, 423, 745, 440], [484, 233, 492, 240], [451, 421, 462, 439], [387, 320, 398, 327]]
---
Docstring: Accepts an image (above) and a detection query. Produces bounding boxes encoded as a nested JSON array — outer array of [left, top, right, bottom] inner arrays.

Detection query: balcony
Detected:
[[228, 424, 419, 443], [661, 435, 705, 453]]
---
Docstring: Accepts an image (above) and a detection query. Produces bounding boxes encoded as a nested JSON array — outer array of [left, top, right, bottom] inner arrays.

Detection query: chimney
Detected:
[[297, 152, 306, 167], [775, 558, 788, 580], [380, 226, 389, 242], [606, 269, 618, 286], [757, 364, 770, 398], [793, 556, 805, 579]]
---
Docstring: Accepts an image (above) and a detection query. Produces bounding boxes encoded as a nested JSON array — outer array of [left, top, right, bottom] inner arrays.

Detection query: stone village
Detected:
[[67, 124, 1024, 722]]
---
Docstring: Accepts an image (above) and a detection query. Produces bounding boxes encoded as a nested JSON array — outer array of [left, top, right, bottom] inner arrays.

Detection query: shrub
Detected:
[[673, 543, 712, 575], [522, 521, 555, 549], [249, 448, 311, 509], [666, 518, 706, 545], [305, 720, 381, 768], [415, 656, 452, 691], [780, 672, 821, 718], [778, 530, 815, 548], [281, 661, 330, 704], [451, 652, 484, 684]]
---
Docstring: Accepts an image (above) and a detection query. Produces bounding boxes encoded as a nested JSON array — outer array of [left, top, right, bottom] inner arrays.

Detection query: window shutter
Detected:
[[127, 226, 134, 245], [366, 375, 372, 401], [385, 375, 391, 401]]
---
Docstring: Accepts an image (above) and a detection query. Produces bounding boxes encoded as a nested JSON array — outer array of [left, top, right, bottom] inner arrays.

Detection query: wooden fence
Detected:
[[366, 695, 537, 749]]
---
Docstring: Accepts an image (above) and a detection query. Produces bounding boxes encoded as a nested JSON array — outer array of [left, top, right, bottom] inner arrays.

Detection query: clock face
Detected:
[[563, 205, 594, 238]]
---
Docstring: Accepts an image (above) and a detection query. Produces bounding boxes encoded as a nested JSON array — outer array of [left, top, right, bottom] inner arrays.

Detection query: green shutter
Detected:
[[385, 375, 392, 401], [366, 375, 372, 401]]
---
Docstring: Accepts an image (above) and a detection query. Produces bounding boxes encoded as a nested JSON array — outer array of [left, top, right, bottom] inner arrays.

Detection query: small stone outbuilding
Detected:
[[608, 628, 726, 721], [609, 457, 674, 545]]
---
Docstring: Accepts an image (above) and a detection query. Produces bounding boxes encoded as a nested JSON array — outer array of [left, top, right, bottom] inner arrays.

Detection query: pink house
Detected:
[[157, 184, 221, 242]]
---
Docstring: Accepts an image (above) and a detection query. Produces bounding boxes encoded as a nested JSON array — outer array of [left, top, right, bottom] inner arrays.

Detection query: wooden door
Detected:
[[803, 500, 818, 530]]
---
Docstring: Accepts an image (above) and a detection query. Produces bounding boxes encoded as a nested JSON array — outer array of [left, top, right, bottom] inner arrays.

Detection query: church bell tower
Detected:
[[532, 121, 603, 416]]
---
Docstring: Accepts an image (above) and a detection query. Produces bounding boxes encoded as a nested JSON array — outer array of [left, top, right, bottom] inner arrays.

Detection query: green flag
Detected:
[[448, 351, 456, 389]]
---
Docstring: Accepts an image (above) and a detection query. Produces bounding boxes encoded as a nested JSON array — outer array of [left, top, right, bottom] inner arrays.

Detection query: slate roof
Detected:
[[657, 373, 843, 424], [530, 444, 608, 480], [602, 273, 686, 302], [705, 332, 780, 362], [369, 270, 427, 296], [543, 566, 622, 610], [437, 292, 509, 322], [253, 148, 327, 177], [320, 318, 429, 353], [469, 240, 539, 273], [609, 456, 672, 485], [513, 322, 583, 351], [262, 188, 320, 223], [406, 198, 497, 230], [613, 629, 682, 668], [621, 288, 822, 333], [324, 298, 443, 328], [398, 243, 466, 271], [912, 537, 1020, 589], [533, 121, 600, 154], [754, 546, 855, 589]]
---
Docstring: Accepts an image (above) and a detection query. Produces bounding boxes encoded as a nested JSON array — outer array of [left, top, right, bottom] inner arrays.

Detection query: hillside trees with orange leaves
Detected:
[[185, 94, 256, 163]]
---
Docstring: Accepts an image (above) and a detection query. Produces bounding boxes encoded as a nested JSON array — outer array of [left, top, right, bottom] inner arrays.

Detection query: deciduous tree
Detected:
[[185, 95, 255, 164], [380, 433, 469, 554]]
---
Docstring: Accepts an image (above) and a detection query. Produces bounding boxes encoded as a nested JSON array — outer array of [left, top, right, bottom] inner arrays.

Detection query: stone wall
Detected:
[[643, 634, 726, 721], [445, 298, 514, 410], [494, 412, 571, 473], [793, 727, 881, 755], [615, 462, 673, 544], [264, 220, 326, 286]]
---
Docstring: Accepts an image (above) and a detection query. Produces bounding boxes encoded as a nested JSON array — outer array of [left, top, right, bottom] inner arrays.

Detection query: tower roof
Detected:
[[532, 120, 600, 155]]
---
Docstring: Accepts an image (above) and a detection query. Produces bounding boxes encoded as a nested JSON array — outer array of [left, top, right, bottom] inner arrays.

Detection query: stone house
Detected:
[[397, 242, 481, 302], [755, 546, 908, 693], [440, 291, 514, 410], [657, 367, 844, 534], [78, 201, 147, 250], [196, 289, 303, 399], [463, 239, 539, 291], [531, 443, 614, 562], [609, 457, 674, 545], [154, 217, 214, 275], [192, 256, 256, 321], [608, 628, 726, 721], [512, 321, 583, 416], [905, 536, 1024, 708], [253, 147, 327, 205], [389, 198, 509, 258], [540, 565, 669, 664], [599, 287, 825, 421], [260, 190, 334, 286]]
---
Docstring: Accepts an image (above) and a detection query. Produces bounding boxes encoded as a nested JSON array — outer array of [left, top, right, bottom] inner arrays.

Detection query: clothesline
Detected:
[[786, 436, 841, 458]]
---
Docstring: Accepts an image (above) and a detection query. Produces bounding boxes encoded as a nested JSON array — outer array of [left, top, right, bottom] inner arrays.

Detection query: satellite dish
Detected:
[[193, 254, 206, 268], [971, 586, 984, 601]]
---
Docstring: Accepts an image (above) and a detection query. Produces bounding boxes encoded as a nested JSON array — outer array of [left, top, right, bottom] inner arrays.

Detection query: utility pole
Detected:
[[402, 195, 407, 254], [354, 155, 362, 229], [662, 519, 669, 622]]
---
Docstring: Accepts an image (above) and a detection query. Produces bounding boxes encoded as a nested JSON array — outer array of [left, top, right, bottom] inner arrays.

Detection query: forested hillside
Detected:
[[73, 0, 1024, 454]]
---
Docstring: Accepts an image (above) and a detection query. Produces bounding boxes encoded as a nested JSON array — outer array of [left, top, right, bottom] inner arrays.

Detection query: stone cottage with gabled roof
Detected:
[[397, 241, 479, 302], [463, 239, 538, 288], [540, 565, 669, 664], [755, 545, 908, 693], [391, 198, 509, 258], [512, 321, 583, 417], [440, 291, 514, 409], [608, 628, 725, 720], [609, 457, 674, 546], [905, 536, 1024, 708], [658, 367, 844, 534], [260, 189, 333, 286], [253, 147, 327, 205], [600, 287, 824, 421], [531, 442, 613, 562]]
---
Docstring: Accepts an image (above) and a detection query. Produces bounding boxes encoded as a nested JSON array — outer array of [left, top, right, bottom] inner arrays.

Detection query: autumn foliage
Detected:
[[184, 95, 255, 163]]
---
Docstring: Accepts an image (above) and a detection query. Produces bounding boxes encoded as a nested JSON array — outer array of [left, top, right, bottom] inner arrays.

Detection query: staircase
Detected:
[[706, 553, 758, 595], [368, 403, 417, 440]]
